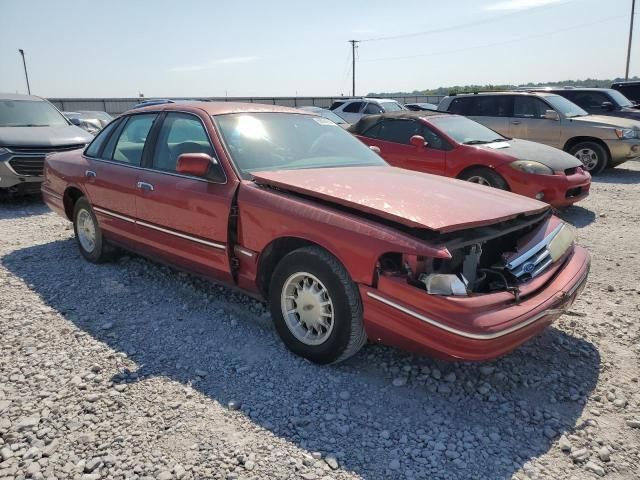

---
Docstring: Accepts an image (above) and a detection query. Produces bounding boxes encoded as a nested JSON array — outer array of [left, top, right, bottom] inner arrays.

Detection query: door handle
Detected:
[[511, 121, 521, 125], [137, 181, 154, 191], [85, 170, 96, 178]]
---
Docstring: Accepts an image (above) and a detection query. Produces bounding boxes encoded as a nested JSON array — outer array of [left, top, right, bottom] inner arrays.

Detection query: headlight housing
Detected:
[[615, 128, 638, 139], [509, 160, 554, 175]]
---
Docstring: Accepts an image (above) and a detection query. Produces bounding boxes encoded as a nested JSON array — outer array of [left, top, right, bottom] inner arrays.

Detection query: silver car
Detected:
[[0, 94, 93, 195], [438, 91, 640, 174]]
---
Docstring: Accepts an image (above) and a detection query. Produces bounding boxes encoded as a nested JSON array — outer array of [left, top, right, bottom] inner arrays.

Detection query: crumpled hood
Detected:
[[252, 166, 549, 233], [478, 138, 581, 171], [0, 125, 93, 147]]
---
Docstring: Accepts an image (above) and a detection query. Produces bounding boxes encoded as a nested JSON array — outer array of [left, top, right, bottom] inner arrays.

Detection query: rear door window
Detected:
[[343, 101, 365, 113], [109, 114, 157, 165], [363, 102, 383, 114], [84, 118, 122, 158], [447, 97, 474, 115]]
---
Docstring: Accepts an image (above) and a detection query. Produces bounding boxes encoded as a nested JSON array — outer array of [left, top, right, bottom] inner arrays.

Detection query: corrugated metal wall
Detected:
[[48, 96, 446, 116]]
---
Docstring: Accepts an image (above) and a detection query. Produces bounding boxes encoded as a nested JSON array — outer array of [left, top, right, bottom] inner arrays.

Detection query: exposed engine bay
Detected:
[[377, 212, 576, 301]]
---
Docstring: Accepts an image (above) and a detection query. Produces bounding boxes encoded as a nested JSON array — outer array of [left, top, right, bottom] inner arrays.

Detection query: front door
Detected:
[[509, 96, 562, 148], [134, 112, 236, 282]]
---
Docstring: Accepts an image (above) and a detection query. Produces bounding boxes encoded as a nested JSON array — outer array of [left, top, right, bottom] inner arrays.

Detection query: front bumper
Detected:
[[496, 164, 591, 208], [604, 138, 640, 165], [0, 159, 43, 190], [360, 245, 590, 361]]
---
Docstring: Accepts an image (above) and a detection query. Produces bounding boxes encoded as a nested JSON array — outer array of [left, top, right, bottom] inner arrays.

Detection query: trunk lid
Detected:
[[252, 166, 549, 233]]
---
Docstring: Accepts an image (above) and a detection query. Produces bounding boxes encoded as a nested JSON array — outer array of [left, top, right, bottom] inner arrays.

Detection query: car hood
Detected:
[[0, 125, 93, 147], [478, 138, 582, 171], [252, 166, 549, 233], [567, 114, 640, 129]]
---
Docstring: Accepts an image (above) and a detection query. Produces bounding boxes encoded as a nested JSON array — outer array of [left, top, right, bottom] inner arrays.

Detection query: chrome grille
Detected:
[[505, 224, 563, 280], [9, 157, 45, 176], [6, 144, 85, 154]]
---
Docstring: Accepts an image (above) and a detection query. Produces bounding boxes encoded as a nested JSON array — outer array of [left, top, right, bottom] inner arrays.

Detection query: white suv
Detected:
[[329, 98, 406, 123]]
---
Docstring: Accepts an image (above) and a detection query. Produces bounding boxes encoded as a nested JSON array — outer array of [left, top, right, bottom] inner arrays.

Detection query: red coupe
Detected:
[[42, 102, 590, 364], [350, 111, 591, 207]]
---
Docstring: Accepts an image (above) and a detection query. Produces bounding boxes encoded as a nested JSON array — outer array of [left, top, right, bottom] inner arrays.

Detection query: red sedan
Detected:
[[42, 102, 590, 364], [350, 111, 591, 207]]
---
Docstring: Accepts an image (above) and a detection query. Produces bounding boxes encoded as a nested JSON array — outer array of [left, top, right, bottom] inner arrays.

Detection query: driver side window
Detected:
[[152, 113, 215, 172], [513, 97, 549, 119]]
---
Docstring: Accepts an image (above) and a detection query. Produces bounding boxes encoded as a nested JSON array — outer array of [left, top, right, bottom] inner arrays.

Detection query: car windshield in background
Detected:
[[606, 89, 634, 107], [429, 115, 506, 145], [381, 102, 405, 112], [0, 100, 69, 127], [544, 95, 589, 118], [215, 113, 387, 178]]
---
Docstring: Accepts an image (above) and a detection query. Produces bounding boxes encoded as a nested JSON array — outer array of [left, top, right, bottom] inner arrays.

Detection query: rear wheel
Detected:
[[73, 197, 112, 263], [568, 141, 608, 175], [269, 246, 366, 364], [459, 167, 509, 190]]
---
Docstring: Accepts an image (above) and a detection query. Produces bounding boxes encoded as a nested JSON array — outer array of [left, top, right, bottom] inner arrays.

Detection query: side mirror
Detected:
[[410, 135, 426, 148], [176, 152, 218, 177], [601, 101, 615, 111], [543, 109, 560, 121]]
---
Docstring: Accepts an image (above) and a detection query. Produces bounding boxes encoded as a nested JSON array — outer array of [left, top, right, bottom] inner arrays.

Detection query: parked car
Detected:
[[298, 106, 350, 128], [350, 111, 590, 207], [133, 99, 201, 109], [0, 93, 93, 195], [522, 87, 640, 121], [77, 111, 113, 128], [405, 103, 439, 111], [438, 91, 640, 174], [64, 112, 102, 135], [611, 81, 640, 104], [329, 97, 406, 123], [42, 102, 590, 364]]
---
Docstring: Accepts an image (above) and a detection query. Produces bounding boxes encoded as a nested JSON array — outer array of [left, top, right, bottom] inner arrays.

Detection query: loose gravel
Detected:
[[1, 163, 639, 480]]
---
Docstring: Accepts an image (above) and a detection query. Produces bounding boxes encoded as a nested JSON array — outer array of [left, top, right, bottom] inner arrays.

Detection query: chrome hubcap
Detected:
[[466, 175, 492, 187], [281, 272, 334, 346], [574, 148, 599, 171], [77, 209, 96, 253]]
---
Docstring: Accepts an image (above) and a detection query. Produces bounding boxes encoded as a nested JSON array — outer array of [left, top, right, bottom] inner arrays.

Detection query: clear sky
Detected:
[[0, 0, 637, 98]]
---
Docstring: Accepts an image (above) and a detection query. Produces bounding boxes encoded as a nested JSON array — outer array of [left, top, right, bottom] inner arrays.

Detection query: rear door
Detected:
[[510, 96, 562, 147], [82, 113, 158, 244], [338, 101, 365, 123], [362, 119, 446, 175], [134, 111, 235, 282]]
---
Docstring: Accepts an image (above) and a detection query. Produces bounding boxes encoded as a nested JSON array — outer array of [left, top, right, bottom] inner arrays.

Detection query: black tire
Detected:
[[72, 197, 112, 263], [459, 167, 509, 190], [269, 246, 366, 364], [568, 141, 608, 175]]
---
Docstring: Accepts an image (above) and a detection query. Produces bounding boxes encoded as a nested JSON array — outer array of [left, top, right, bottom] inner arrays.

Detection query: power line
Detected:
[[359, 0, 576, 42], [359, 15, 626, 63]]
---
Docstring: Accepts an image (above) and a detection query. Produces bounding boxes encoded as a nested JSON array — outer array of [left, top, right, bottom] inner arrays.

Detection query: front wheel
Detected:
[[73, 197, 112, 263], [568, 141, 608, 175], [269, 246, 366, 364], [459, 167, 509, 190]]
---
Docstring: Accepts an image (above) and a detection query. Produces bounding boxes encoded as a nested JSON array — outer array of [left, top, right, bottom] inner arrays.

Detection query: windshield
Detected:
[[316, 109, 347, 124], [429, 115, 506, 144], [544, 95, 588, 118], [381, 101, 405, 112], [0, 100, 70, 127], [606, 89, 634, 107], [215, 113, 387, 179]]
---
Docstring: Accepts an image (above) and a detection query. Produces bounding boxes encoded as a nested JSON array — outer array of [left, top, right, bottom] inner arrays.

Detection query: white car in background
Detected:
[[329, 97, 406, 123]]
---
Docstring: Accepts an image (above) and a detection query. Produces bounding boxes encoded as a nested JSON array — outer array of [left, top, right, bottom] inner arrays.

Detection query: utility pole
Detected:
[[18, 49, 31, 95], [625, 0, 636, 80], [348, 40, 359, 96]]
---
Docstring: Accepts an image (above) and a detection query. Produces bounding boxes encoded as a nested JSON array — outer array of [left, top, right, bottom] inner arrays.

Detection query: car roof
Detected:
[[523, 87, 615, 92], [448, 91, 558, 98], [0, 93, 45, 101], [348, 110, 451, 135], [128, 101, 317, 116]]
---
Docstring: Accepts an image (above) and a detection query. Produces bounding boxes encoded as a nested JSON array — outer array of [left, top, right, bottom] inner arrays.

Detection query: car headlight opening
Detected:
[[615, 128, 638, 139], [509, 160, 554, 175]]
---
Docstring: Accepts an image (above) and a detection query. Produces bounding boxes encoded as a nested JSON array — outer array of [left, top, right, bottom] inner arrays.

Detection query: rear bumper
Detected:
[[360, 245, 590, 361], [496, 164, 591, 208]]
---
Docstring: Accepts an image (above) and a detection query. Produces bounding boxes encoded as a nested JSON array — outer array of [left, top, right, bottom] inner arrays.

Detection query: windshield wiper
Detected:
[[489, 138, 506, 142], [463, 140, 491, 145]]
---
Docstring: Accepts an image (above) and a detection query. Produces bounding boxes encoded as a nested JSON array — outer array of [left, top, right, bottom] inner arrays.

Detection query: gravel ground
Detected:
[[1, 163, 639, 480]]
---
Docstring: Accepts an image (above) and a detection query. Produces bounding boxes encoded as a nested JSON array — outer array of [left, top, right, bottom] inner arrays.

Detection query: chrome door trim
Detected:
[[137, 220, 226, 250], [93, 207, 136, 223], [366, 291, 564, 340]]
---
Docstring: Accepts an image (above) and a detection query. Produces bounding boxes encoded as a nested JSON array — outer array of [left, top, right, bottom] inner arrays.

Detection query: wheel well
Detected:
[[257, 237, 318, 297], [563, 137, 611, 160], [456, 165, 511, 191], [63, 187, 84, 220]]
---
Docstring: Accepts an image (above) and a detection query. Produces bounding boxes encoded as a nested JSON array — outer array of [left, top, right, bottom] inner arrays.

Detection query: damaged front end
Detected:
[[376, 211, 575, 303]]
